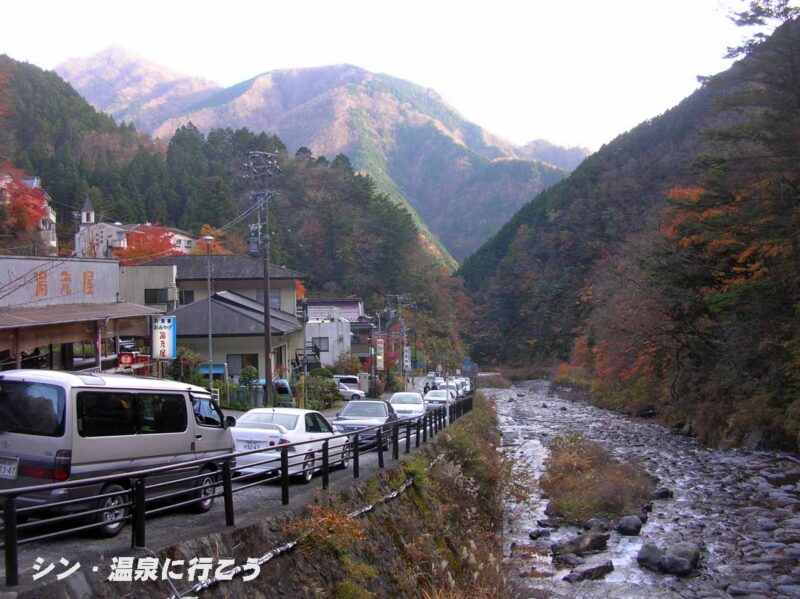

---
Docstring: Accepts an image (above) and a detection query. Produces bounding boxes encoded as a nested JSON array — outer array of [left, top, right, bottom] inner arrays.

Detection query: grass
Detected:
[[540, 433, 653, 522]]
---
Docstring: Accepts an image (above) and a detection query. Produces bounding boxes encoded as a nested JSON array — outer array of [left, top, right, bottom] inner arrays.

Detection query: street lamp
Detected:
[[204, 235, 214, 392]]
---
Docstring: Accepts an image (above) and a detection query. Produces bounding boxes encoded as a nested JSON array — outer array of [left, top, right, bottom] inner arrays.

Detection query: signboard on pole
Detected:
[[376, 337, 385, 371], [403, 345, 411, 371], [151, 316, 177, 360]]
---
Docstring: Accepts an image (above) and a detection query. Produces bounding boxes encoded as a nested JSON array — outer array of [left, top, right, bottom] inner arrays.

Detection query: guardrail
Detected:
[[0, 394, 473, 587]]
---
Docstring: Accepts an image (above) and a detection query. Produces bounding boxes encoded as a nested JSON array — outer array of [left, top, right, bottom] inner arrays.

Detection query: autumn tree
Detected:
[[114, 224, 179, 265]]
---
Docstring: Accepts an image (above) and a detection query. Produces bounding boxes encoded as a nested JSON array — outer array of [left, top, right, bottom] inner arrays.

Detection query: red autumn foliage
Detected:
[[0, 162, 48, 232], [115, 224, 180, 265]]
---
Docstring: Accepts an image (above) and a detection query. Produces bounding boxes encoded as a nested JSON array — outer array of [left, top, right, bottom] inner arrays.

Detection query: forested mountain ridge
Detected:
[[462, 13, 800, 451], [56, 50, 576, 261], [0, 55, 468, 365]]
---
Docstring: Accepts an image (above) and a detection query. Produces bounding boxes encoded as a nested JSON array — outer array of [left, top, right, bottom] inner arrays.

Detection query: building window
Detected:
[[185, 240, 193, 248], [227, 353, 258, 375], [312, 337, 330, 352], [144, 288, 168, 304], [179, 289, 195, 305], [256, 289, 282, 310]]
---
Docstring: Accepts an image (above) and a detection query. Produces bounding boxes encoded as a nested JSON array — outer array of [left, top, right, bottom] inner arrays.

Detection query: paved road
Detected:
[[0, 413, 438, 591]]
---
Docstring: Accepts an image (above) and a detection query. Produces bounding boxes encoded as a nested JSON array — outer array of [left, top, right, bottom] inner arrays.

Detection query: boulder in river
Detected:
[[552, 532, 610, 556], [651, 487, 674, 500], [537, 517, 563, 528], [637, 543, 665, 572], [657, 555, 692, 576], [562, 553, 585, 567], [563, 560, 614, 583], [666, 542, 700, 568], [528, 529, 550, 540], [617, 515, 643, 536]]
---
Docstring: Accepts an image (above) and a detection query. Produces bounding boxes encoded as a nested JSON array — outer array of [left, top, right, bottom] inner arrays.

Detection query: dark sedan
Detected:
[[331, 400, 397, 447]]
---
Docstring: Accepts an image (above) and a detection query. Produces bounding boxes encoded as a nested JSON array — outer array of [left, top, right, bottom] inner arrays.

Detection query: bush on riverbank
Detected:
[[477, 373, 512, 389], [541, 433, 652, 522]]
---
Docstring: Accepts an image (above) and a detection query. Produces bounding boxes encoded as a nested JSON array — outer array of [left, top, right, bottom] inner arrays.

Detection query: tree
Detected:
[[115, 224, 179, 265]]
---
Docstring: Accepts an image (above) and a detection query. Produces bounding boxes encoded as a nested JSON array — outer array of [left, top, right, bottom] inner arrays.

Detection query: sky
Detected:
[[3, 0, 752, 150]]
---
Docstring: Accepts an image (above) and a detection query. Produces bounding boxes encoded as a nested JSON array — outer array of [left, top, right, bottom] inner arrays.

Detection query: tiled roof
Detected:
[[145, 254, 304, 280]]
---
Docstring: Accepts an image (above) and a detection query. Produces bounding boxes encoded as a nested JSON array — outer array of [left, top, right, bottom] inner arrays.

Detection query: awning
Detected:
[[198, 364, 226, 375], [0, 302, 162, 329]]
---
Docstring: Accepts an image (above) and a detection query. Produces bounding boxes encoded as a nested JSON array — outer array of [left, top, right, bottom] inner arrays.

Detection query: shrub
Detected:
[[540, 433, 652, 522], [310, 367, 333, 379], [333, 351, 362, 375], [305, 376, 343, 410], [239, 365, 258, 388]]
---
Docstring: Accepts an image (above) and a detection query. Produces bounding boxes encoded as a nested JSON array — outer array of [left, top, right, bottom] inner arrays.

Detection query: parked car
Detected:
[[231, 408, 350, 483], [440, 382, 462, 399], [424, 389, 455, 409], [333, 375, 360, 389], [426, 371, 436, 380], [0, 370, 235, 537], [388, 392, 426, 422], [338, 382, 365, 401], [331, 400, 398, 447]]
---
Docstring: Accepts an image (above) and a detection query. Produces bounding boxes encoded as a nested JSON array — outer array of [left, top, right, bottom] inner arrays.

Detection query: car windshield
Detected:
[[0, 381, 66, 437], [340, 402, 387, 418], [425, 391, 447, 399], [390, 393, 423, 405], [238, 411, 298, 430]]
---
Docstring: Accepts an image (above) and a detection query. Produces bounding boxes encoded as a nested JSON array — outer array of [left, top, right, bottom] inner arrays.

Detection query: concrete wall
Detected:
[[179, 279, 295, 312], [306, 317, 351, 368], [119, 265, 177, 312]]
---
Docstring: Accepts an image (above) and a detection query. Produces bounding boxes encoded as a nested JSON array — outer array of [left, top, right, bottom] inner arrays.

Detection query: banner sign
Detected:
[[403, 345, 411, 371], [151, 316, 177, 360], [376, 337, 385, 371]]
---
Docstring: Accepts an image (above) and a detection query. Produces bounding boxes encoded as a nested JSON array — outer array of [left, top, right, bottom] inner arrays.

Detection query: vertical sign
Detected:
[[376, 337, 385, 371], [151, 316, 177, 360], [403, 345, 411, 371]]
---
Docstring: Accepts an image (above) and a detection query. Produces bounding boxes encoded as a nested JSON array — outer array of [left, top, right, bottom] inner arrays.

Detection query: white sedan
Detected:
[[232, 408, 350, 483], [389, 392, 426, 422], [338, 382, 366, 401]]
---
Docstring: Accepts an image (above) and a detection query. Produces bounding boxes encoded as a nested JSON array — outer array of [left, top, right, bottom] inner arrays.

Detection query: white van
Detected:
[[0, 370, 235, 536], [333, 374, 360, 389]]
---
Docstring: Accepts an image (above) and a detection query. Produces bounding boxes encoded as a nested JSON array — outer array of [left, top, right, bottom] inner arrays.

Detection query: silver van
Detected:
[[0, 370, 235, 536], [333, 374, 360, 389]]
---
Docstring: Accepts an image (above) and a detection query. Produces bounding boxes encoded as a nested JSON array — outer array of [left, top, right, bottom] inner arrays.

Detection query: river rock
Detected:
[[583, 518, 606, 531], [651, 487, 674, 500], [657, 555, 692, 576], [528, 529, 550, 540], [727, 581, 771, 595], [562, 553, 585, 566], [563, 560, 614, 583], [637, 543, 664, 572], [666, 542, 700, 568], [537, 517, 563, 528], [776, 584, 800, 595], [552, 532, 609, 556], [617, 515, 643, 536]]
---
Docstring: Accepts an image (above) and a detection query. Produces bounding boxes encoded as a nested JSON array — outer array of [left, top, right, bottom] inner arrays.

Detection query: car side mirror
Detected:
[[336, 412, 340, 417], [225, 415, 236, 428]]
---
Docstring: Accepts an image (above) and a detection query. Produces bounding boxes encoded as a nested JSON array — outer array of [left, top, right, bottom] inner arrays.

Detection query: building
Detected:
[[0, 256, 161, 371], [0, 176, 58, 256], [305, 297, 373, 361], [305, 306, 352, 368], [73, 199, 198, 259], [145, 254, 306, 382]]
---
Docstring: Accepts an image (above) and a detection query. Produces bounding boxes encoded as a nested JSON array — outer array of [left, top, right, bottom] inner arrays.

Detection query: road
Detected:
[[0, 391, 442, 592]]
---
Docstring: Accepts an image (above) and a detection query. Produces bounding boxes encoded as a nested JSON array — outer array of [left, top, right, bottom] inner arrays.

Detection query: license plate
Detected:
[[0, 457, 19, 480], [243, 441, 266, 451]]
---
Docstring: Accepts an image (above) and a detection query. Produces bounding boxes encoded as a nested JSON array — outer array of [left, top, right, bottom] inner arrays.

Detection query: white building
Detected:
[[74, 199, 198, 259], [305, 306, 352, 368]]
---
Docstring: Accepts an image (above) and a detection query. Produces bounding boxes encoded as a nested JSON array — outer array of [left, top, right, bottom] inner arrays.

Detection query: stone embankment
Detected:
[[493, 380, 800, 598]]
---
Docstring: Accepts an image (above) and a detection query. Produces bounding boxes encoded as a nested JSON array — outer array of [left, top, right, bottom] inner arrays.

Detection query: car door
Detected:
[[191, 395, 233, 461], [303, 412, 326, 454]]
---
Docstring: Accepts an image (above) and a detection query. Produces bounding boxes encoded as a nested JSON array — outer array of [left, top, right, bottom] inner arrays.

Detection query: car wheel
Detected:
[[94, 482, 128, 538], [298, 453, 314, 484], [190, 468, 217, 513], [337, 443, 351, 469], [351, 394, 360, 401]]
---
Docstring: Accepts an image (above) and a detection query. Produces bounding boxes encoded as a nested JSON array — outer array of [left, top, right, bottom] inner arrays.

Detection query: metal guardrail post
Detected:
[[405, 421, 411, 454], [429, 410, 435, 438], [434, 408, 439, 434], [422, 412, 428, 443], [392, 423, 399, 460], [222, 460, 235, 527], [416, 418, 421, 448], [353, 434, 360, 478], [322, 441, 330, 490], [132, 478, 146, 549], [4, 496, 19, 587], [281, 448, 290, 505], [377, 428, 385, 468]]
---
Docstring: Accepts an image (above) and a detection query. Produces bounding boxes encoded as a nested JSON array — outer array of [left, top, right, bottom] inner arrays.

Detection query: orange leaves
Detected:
[[0, 162, 48, 232], [295, 279, 306, 300], [115, 224, 179, 265], [667, 186, 706, 204]]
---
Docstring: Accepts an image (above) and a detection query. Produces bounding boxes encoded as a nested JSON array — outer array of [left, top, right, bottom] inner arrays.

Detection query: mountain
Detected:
[[56, 50, 571, 262], [461, 17, 800, 451], [517, 139, 591, 170]]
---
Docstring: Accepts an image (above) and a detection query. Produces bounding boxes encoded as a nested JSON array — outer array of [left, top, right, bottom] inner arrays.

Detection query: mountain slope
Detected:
[[56, 51, 572, 262]]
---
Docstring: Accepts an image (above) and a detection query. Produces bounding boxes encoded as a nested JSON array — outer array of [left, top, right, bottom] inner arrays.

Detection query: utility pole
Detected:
[[386, 293, 413, 382], [244, 151, 281, 407]]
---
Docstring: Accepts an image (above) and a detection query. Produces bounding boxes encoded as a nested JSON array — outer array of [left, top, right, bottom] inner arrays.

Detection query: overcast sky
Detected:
[[4, 0, 752, 149]]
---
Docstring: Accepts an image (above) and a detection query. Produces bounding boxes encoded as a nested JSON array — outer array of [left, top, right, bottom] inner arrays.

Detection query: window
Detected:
[[0, 381, 65, 437], [312, 337, 330, 352], [227, 353, 258, 375], [144, 288, 168, 304], [179, 289, 195, 305], [305, 413, 323, 433], [192, 398, 223, 428], [313, 414, 333, 434], [138, 394, 187, 434], [78, 392, 138, 437], [256, 289, 282, 309], [185, 240, 193, 248]]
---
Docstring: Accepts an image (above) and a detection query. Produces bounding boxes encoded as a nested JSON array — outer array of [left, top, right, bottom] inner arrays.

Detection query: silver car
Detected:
[[388, 392, 426, 422]]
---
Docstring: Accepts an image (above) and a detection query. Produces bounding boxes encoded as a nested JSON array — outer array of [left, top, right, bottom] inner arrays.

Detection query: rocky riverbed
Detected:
[[491, 381, 800, 598]]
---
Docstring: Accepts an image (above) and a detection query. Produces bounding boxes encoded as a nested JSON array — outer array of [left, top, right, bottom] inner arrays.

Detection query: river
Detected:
[[489, 380, 800, 598]]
